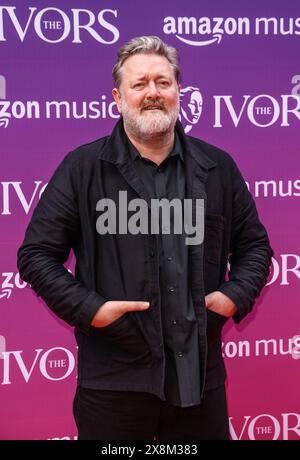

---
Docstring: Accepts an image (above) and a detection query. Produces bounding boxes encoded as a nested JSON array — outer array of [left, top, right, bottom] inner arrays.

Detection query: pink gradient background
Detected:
[[0, 0, 299, 440]]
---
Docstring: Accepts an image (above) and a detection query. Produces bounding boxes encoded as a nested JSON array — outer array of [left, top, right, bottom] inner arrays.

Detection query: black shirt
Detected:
[[127, 133, 201, 407]]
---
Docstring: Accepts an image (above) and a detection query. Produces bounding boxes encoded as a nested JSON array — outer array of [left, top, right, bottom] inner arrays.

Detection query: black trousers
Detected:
[[73, 384, 230, 440]]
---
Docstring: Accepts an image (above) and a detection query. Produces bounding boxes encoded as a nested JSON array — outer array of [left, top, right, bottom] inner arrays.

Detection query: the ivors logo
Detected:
[[0, 6, 119, 44], [1, 346, 76, 384], [229, 413, 300, 440]]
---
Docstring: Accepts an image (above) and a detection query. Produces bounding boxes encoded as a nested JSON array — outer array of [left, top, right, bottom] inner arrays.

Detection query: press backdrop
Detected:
[[1, 0, 299, 440]]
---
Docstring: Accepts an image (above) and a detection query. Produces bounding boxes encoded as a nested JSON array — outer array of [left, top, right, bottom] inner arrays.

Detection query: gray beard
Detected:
[[121, 99, 180, 140]]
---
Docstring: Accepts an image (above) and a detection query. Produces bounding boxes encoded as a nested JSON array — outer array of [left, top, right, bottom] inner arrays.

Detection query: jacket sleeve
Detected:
[[17, 153, 106, 335], [217, 159, 274, 323]]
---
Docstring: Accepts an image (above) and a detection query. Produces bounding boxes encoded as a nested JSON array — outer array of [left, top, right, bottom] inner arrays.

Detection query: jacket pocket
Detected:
[[206, 308, 229, 345], [96, 313, 129, 332], [89, 312, 152, 367], [206, 308, 229, 371]]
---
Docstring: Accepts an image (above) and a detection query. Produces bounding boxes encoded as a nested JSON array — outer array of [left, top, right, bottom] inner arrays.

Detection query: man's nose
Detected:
[[146, 81, 159, 98]]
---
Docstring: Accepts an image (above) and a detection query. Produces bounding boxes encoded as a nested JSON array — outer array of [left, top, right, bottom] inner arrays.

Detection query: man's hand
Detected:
[[205, 291, 238, 318], [91, 300, 150, 328]]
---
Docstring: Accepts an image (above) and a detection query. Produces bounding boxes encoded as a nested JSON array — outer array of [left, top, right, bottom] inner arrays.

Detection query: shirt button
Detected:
[[168, 286, 175, 293], [171, 319, 177, 325], [177, 351, 184, 358], [167, 256, 173, 261]]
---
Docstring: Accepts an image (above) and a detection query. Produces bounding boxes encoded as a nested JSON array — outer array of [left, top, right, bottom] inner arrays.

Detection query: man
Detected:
[[17, 36, 273, 440]]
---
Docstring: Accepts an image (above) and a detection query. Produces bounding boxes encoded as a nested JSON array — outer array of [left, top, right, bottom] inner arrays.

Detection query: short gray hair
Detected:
[[112, 36, 180, 88]]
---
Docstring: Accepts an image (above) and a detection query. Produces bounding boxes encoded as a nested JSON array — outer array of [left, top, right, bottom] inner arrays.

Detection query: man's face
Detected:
[[112, 53, 180, 139]]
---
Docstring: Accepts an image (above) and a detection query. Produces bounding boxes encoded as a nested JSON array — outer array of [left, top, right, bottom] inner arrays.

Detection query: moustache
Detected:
[[141, 99, 165, 110]]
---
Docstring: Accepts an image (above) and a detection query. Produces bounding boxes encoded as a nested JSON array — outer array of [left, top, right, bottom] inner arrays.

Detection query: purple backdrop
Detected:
[[1, 0, 299, 440]]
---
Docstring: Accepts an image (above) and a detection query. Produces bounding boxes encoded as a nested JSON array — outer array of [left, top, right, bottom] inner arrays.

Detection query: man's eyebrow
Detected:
[[131, 76, 148, 82], [130, 74, 171, 82]]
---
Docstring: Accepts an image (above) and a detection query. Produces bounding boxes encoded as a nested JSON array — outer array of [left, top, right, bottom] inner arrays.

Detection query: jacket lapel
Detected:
[[98, 117, 217, 204], [98, 118, 152, 206]]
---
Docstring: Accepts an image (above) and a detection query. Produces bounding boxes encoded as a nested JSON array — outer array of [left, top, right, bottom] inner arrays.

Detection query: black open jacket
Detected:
[[17, 119, 273, 400]]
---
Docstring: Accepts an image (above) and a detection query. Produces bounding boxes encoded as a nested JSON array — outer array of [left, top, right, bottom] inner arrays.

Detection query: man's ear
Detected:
[[112, 88, 122, 113]]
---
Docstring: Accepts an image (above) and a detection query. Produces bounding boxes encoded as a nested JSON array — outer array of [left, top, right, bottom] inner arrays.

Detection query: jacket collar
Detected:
[[98, 117, 217, 172]]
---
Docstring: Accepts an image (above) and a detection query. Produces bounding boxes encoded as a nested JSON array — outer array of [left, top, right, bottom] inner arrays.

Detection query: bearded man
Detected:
[[17, 36, 273, 440]]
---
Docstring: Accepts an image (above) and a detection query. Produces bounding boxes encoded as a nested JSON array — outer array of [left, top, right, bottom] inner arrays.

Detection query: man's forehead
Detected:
[[122, 53, 173, 75]]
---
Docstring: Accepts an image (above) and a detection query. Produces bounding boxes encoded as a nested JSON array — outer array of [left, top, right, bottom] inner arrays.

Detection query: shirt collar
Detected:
[[98, 117, 217, 172], [126, 131, 184, 164]]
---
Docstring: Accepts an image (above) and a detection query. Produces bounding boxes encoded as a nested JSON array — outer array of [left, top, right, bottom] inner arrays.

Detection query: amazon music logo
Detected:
[[163, 16, 300, 47]]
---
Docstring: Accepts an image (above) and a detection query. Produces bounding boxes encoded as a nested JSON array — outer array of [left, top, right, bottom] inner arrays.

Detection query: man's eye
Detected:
[[158, 81, 170, 87], [133, 83, 144, 89]]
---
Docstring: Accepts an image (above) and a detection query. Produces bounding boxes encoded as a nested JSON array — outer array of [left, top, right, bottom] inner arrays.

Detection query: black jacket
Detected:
[[17, 119, 273, 400]]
